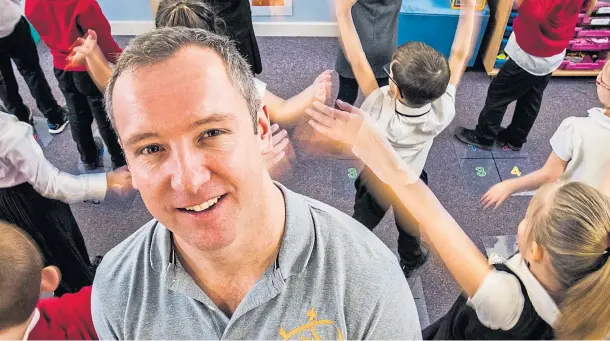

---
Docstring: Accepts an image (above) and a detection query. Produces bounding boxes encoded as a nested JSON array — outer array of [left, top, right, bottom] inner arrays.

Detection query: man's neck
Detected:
[[0, 313, 34, 340], [604, 108, 610, 118], [174, 179, 286, 312]]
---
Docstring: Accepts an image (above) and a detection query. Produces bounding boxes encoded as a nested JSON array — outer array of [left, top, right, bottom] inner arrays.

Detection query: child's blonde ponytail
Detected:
[[526, 182, 610, 339]]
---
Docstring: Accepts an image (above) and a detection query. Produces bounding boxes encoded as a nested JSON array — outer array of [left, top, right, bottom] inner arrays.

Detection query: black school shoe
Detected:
[[454, 126, 494, 150], [496, 129, 523, 151], [400, 244, 430, 278]]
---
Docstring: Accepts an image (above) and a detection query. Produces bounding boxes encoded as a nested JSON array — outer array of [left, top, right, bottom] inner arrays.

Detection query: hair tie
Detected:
[[594, 247, 610, 272]]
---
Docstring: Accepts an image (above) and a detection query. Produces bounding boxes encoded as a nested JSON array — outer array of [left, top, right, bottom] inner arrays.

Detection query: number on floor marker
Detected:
[[511, 166, 522, 177], [347, 168, 358, 179], [475, 166, 487, 177]]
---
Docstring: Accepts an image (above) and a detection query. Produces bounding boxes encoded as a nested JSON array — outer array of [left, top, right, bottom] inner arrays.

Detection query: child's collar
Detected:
[[506, 254, 559, 327], [395, 99, 432, 118], [22, 309, 40, 340]]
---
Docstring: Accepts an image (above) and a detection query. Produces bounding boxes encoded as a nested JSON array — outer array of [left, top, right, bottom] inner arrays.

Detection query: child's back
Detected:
[[361, 78, 455, 177], [25, 0, 121, 72], [551, 108, 610, 188]]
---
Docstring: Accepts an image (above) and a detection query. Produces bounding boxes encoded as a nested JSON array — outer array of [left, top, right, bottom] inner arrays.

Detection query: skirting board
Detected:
[[110, 21, 339, 37]]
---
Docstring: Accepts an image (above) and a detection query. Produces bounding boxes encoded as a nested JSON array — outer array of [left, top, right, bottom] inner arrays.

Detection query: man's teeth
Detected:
[[185, 196, 221, 212]]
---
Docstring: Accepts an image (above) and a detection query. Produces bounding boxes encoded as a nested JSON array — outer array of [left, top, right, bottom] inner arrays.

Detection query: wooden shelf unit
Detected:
[[481, 0, 602, 77]]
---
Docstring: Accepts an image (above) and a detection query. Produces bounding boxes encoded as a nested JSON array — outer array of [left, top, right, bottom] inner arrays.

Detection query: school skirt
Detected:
[[0, 182, 93, 296]]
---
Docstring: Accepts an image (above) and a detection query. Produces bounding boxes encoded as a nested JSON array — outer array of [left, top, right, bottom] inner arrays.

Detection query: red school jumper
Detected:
[[25, 0, 122, 72], [29, 286, 97, 340], [513, 0, 586, 57]]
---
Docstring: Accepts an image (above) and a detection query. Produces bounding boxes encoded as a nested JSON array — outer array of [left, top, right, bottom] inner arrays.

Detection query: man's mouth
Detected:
[[181, 194, 225, 212]]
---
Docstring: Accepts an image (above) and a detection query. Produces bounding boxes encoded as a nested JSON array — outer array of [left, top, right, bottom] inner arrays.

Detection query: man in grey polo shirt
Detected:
[[92, 26, 421, 340]]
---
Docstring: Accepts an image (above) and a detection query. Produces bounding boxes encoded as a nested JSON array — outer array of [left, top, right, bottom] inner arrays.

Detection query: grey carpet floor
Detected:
[[8, 36, 600, 324]]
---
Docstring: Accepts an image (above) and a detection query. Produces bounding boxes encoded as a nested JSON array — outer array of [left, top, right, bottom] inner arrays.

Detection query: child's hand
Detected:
[[481, 181, 514, 210], [106, 166, 134, 197], [305, 99, 365, 146], [66, 29, 99, 68], [262, 124, 291, 174], [313, 70, 334, 106], [335, 0, 358, 14]]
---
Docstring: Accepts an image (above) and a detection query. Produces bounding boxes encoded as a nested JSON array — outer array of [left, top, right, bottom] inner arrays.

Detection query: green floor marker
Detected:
[[347, 168, 358, 179]]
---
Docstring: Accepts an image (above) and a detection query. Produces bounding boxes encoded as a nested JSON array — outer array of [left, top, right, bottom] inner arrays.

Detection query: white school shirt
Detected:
[[505, 32, 565, 76], [0, 0, 22, 38], [360, 85, 456, 176], [550, 108, 610, 189], [0, 112, 107, 203], [468, 254, 559, 330]]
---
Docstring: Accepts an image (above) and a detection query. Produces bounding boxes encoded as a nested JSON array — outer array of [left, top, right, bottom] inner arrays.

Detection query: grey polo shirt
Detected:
[[92, 183, 421, 340]]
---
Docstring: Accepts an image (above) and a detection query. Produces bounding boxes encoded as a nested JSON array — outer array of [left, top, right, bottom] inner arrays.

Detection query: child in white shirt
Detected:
[[481, 62, 610, 209], [334, 0, 479, 276]]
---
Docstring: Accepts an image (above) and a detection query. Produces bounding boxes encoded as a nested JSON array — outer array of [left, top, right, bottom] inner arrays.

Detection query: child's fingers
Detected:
[[272, 136, 290, 153], [268, 150, 286, 167], [271, 130, 288, 147], [270, 123, 280, 134], [305, 108, 336, 128], [308, 119, 334, 139]]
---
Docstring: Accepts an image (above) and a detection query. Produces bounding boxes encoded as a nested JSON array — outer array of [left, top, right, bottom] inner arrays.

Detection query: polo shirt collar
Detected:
[[395, 99, 432, 118], [506, 254, 559, 327], [149, 182, 315, 280], [588, 107, 610, 129]]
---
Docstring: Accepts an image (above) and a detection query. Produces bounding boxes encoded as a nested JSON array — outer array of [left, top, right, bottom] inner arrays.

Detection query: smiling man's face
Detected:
[[112, 46, 270, 251]]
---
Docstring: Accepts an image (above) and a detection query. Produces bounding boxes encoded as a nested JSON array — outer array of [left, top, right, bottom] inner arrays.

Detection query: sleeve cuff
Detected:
[[87, 173, 108, 201]]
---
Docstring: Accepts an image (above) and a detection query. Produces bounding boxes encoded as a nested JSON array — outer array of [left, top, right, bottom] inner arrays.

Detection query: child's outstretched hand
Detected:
[[66, 29, 98, 68], [481, 181, 514, 210], [313, 70, 334, 106], [262, 123, 292, 178]]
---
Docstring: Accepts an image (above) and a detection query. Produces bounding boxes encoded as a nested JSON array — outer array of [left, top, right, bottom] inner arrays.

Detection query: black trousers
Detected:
[[0, 17, 64, 124], [475, 58, 552, 147], [54, 69, 125, 166], [0, 183, 93, 296], [352, 166, 428, 266], [337, 75, 389, 105]]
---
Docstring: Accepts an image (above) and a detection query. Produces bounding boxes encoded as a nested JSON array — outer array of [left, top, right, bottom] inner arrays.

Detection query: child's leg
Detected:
[[73, 71, 126, 168], [3, 17, 65, 124], [393, 170, 430, 275], [352, 166, 391, 230], [0, 50, 29, 122], [499, 73, 552, 148], [54, 69, 98, 164], [475, 59, 534, 140]]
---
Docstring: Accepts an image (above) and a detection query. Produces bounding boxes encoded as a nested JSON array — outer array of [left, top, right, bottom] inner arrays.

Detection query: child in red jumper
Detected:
[[0, 221, 96, 340], [25, 0, 126, 170], [455, 0, 597, 151]]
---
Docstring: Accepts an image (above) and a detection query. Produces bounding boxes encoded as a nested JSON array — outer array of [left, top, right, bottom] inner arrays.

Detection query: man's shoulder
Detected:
[[298, 193, 399, 266], [94, 219, 159, 288]]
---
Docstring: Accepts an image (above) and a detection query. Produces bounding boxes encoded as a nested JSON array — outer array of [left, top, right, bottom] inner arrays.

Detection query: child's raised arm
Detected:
[[481, 152, 567, 209], [306, 101, 491, 297], [334, 0, 379, 98], [448, 0, 480, 87], [68, 30, 114, 91]]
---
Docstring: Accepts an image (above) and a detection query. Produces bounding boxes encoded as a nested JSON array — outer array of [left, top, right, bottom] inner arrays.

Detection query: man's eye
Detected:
[[141, 145, 162, 155], [203, 129, 222, 138]]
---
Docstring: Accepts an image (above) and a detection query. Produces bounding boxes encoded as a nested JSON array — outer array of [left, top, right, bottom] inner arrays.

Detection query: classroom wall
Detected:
[[96, 0, 336, 22]]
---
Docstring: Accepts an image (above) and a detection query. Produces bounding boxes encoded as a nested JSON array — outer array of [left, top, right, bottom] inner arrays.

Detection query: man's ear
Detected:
[[40, 266, 61, 294], [257, 106, 272, 151], [118, 139, 138, 190]]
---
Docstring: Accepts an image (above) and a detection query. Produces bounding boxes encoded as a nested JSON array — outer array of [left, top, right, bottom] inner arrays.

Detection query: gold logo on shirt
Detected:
[[279, 308, 344, 340]]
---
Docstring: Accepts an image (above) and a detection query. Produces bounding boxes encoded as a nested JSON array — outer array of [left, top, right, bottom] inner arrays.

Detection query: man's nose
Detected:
[[169, 152, 211, 194]]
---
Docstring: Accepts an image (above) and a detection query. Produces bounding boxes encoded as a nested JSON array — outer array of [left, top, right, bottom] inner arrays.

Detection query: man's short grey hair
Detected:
[[105, 26, 260, 133]]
